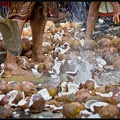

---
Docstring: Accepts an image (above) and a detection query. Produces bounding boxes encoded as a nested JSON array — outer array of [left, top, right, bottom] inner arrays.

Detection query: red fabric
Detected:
[[0, 2, 10, 7], [98, 12, 113, 17], [46, 2, 59, 17]]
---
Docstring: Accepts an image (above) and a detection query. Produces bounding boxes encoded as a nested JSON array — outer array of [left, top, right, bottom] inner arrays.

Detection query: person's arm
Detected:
[[86, 2, 101, 40], [110, 2, 120, 24]]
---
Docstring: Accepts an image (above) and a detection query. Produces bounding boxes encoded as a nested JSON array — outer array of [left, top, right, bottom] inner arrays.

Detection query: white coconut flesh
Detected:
[[7, 90, 19, 104], [0, 94, 5, 101], [37, 88, 52, 100], [18, 99, 28, 106], [67, 83, 79, 93], [84, 99, 98, 109], [89, 101, 108, 112], [95, 91, 113, 97]]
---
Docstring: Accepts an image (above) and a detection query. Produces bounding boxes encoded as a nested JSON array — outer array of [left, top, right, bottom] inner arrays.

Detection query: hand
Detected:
[[112, 4, 120, 24]]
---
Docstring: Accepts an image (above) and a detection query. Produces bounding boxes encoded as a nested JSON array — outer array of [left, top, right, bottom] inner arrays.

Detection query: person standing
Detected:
[[86, 2, 120, 40], [1, 2, 70, 77]]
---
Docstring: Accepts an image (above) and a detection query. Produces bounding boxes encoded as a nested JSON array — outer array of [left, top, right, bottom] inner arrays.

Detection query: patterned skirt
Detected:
[[7, 2, 59, 21]]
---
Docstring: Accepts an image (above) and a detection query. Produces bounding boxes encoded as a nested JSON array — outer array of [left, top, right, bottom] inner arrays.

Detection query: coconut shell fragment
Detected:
[[29, 94, 46, 113], [99, 104, 120, 118], [62, 102, 85, 118]]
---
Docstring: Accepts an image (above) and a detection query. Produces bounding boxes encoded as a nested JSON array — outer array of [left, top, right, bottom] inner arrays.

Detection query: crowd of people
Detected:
[[0, 2, 120, 77]]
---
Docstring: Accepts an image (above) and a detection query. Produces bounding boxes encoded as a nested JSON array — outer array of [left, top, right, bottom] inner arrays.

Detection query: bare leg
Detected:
[[86, 2, 101, 40], [2, 20, 34, 77], [30, 7, 46, 63]]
